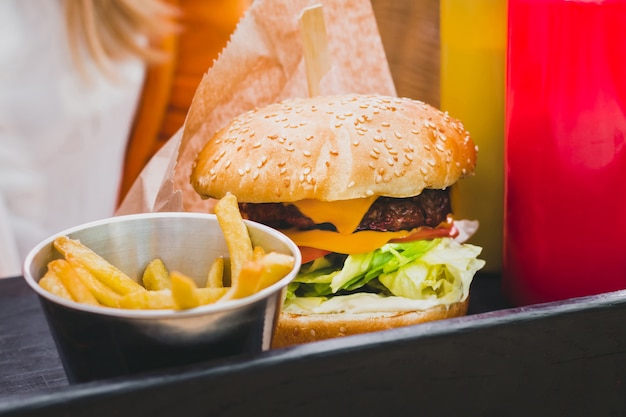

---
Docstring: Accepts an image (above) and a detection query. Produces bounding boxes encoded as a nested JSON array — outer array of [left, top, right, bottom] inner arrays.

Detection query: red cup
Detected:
[[503, 0, 626, 306]]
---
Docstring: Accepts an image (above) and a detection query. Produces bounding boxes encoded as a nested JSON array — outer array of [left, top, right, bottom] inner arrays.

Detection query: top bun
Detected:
[[191, 94, 476, 203]]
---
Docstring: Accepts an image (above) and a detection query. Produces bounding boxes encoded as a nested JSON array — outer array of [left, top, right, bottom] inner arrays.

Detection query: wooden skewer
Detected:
[[299, 4, 331, 98]]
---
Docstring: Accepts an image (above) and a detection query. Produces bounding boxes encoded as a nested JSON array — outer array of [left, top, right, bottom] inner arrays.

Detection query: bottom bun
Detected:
[[271, 298, 469, 349]]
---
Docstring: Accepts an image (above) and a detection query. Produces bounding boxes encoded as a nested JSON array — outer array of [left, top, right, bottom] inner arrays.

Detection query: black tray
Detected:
[[1, 274, 625, 416]]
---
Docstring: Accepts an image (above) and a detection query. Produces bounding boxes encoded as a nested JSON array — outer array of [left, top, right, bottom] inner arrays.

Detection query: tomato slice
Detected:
[[388, 217, 458, 243], [299, 246, 331, 264]]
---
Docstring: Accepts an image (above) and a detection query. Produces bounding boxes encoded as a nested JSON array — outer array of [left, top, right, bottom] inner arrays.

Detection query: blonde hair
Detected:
[[63, 0, 180, 79]]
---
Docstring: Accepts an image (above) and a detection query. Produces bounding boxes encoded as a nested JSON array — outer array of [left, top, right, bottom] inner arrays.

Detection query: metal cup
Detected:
[[22, 212, 301, 383]]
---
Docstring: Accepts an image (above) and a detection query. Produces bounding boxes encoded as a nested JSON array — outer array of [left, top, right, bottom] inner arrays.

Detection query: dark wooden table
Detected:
[[1, 274, 625, 416]]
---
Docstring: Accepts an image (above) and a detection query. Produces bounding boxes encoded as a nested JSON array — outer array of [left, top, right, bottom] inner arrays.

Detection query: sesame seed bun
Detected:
[[271, 298, 469, 348], [190, 94, 476, 202]]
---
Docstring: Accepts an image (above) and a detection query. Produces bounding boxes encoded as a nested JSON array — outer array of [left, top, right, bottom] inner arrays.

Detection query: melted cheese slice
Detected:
[[283, 228, 417, 254], [291, 196, 377, 235]]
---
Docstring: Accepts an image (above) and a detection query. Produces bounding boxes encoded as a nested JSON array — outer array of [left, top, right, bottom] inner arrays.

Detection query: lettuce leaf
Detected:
[[288, 238, 485, 302]]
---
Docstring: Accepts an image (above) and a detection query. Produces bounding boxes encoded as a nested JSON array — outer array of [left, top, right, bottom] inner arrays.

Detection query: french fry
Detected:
[[67, 255, 122, 308], [53, 236, 145, 295], [214, 193, 253, 284], [170, 271, 201, 309], [47, 259, 100, 306], [143, 258, 171, 291], [196, 287, 229, 304], [206, 257, 224, 288], [255, 252, 296, 292], [39, 269, 73, 301], [222, 252, 295, 301], [222, 261, 264, 301], [119, 290, 176, 310], [252, 246, 266, 261]]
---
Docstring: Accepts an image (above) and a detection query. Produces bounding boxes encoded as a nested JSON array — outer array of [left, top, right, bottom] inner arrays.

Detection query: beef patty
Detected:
[[239, 188, 451, 233]]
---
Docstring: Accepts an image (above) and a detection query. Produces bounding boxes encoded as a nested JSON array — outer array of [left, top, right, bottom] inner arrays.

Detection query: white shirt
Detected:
[[0, 1, 145, 277]]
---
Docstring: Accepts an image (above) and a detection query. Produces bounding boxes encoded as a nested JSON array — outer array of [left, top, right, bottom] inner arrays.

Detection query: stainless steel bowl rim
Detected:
[[22, 212, 301, 320]]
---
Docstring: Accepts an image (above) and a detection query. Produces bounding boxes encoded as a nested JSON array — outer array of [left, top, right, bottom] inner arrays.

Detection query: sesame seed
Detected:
[[267, 134, 278, 140], [411, 129, 419, 135], [303, 167, 311, 175], [381, 122, 390, 128], [335, 123, 343, 128], [394, 131, 402, 139], [237, 168, 245, 176], [372, 147, 381, 154], [368, 162, 376, 170], [366, 190, 374, 196], [436, 143, 445, 152], [306, 135, 314, 141], [253, 142, 261, 148], [370, 151, 379, 159], [420, 167, 428, 175], [405, 154, 414, 161], [347, 181, 355, 188], [386, 158, 395, 166], [285, 145, 294, 152], [303, 150, 311, 157], [427, 160, 436, 167], [375, 175, 382, 184], [224, 160, 231, 168], [280, 167, 287, 175], [253, 172, 260, 180], [353, 140, 360, 146], [209, 169, 216, 175], [329, 150, 339, 156]]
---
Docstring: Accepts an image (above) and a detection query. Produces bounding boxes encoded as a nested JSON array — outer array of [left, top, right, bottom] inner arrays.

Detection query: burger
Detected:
[[190, 94, 485, 348]]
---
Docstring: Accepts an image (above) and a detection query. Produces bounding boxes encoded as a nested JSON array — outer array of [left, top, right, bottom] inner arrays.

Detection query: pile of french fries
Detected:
[[38, 194, 295, 310]]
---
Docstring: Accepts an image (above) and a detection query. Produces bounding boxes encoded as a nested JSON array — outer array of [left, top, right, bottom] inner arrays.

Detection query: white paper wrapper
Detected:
[[117, 0, 396, 216]]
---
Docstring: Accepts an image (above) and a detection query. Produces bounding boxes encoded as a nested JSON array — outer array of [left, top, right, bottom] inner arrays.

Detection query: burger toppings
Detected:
[[285, 237, 485, 314]]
